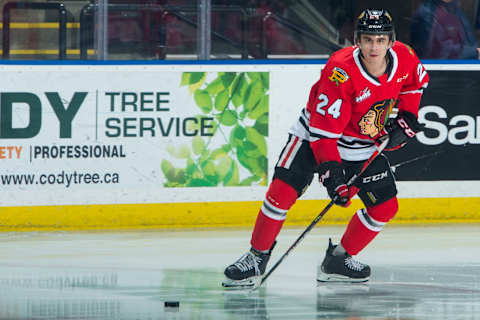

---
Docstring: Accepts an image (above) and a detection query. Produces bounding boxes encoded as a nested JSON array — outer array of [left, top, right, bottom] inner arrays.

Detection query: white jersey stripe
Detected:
[[340, 135, 374, 145], [309, 127, 342, 139], [357, 208, 386, 232], [261, 207, 287, 221], [283, 138, 302, 169], [399, 89, 423, 95], [387, 48, 399, 83], [338, 145, 375, 161], [277, 136, 297, 168], [261, 200, 287, 221], [264, 198, 288, 215]]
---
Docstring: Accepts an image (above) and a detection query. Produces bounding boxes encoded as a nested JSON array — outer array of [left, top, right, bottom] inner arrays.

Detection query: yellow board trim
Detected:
[[0, 22, 80, 29], [0, 49, 96, 55], [0, 197, 479, 231]]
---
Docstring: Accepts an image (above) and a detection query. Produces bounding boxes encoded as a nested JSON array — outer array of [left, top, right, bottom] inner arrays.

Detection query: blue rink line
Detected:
[[0, 59, 479, 65], [0, 59, 328, 65]]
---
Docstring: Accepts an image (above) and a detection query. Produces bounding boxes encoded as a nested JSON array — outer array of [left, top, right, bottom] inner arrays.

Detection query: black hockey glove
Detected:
[[381, 111, 424, 151], [318, 161, 350, 207]]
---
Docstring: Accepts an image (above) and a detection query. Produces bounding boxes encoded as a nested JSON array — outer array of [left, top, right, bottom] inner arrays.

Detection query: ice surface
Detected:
[[0, 225, 478, 319]]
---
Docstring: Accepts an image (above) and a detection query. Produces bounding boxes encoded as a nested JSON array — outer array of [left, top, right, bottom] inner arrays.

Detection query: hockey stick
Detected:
[[391, 150, 444, 173], [254, 136, 390, 290], [391, 143, 468, 172]]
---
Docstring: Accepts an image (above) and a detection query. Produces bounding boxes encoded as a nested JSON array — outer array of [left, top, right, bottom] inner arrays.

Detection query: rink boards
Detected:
[[1, 197, 479, 231], [0, 61, 479, 230]]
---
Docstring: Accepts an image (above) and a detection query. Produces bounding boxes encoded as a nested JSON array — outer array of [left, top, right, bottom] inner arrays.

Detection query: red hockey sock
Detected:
[[340, 197, 398, 255], [250, 179, 298, 251]]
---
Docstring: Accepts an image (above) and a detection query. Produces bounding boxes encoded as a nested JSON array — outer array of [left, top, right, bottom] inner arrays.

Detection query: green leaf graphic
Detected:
[[221, 144, 232, 152], [260, 72, 269, 90], [214, 89, 229, 111], [185, 115, 201, 133], [244, 80, 264, 112], [188, 178, 216, 187], [206, 77, 225, 96], [239, 175, 261, 186], [199, 148, 211, 165], [194, 89, 213, 113], [186, 159, 202, 177], [216, 156, 232, 180], [221, 72, 236, 88], [231, 73, 248, 108], [180, 73, 190, 86], [246, 127, 267, 156], [161, 160, 176, 181], [224, 161, 239, 186], [218, 109, 238, 126], [211, 147, 228, 160], [243, 141, 261, 158], [192, 137, 205, 155], [166, 144, 190, 159], [230, 126, 245, 147], [258, 155, 268, 172], [201, 161, 218, 184], [248, 94, 268, 119], [173, 169, 186, 184], [247, 72, 261, 82], [236, 147, 265, 178], [254, 113, 269, 136], [165, 71, 269, 188], [177, 144, 191, 159], [242, 152, 266, 178], [181, 72, 205, 86]]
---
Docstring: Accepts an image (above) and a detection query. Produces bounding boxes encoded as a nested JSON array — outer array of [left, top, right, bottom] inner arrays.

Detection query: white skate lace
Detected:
[[344, 256, 365, 272], [234, 252, 262, 275]]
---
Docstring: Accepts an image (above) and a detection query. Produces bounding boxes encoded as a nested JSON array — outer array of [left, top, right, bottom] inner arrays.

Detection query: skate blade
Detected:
[[317, 272, 369, 283], [222, 276, 261, 290]]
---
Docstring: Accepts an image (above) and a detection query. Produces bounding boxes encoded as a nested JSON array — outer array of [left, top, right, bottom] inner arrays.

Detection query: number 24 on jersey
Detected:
[[317, 93, 342, 119]]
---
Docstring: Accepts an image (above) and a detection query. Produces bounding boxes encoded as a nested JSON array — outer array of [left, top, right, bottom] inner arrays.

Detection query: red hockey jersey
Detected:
[[289, 41, 429, 163]]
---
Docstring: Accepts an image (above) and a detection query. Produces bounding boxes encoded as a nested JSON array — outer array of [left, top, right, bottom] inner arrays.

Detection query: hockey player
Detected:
[[222, 9, 429, 288]]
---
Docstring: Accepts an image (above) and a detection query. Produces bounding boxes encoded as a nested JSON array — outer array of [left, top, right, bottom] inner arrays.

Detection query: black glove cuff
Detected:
[[399, 111, 424, 133], [318, 161, 345, 188], [384, 111, 424, 150]]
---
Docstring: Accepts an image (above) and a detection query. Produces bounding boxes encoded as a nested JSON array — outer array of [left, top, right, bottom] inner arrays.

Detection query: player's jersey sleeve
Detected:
[[307, 60, 353, 164], [397, 45, 429, 116]]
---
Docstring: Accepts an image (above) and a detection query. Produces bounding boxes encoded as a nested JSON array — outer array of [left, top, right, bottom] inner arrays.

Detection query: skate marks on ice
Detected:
[[0, 227, 479, 319], [0, 266, 229, 320], [0, 265, 313, 320], [221, 264, 480, 320], [316, 264, 480, 320], [4, 265, 469, 320], [0, 265, 479, 319]]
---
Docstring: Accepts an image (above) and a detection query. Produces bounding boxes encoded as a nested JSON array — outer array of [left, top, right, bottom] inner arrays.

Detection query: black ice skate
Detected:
[[317, 238, 370, 283], [222, 242, 275, 289]]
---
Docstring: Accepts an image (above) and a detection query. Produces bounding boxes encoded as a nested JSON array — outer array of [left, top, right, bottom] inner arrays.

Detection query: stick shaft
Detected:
[[391, 142, 468, 170]]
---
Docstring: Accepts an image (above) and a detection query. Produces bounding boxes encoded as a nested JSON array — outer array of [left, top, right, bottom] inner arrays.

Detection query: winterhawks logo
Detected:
[[355, 87, 371, 103], [397, 73, 409, 83]]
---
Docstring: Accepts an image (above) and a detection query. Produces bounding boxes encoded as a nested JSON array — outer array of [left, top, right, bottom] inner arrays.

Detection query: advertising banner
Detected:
[[1, 63, 479, 212], [1, 68, 269, 205], [388, 69, 480, 180], [0, 64, 319, 207]]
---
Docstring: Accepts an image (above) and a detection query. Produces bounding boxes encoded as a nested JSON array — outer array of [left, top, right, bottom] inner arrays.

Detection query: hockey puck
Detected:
[[164, 301, 180, 308]]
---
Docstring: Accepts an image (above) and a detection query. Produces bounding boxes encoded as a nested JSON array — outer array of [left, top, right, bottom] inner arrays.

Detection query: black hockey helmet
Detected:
[[354, 9, 395, 43]]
